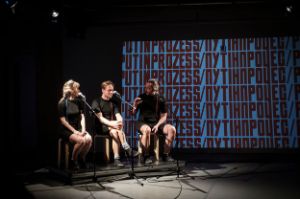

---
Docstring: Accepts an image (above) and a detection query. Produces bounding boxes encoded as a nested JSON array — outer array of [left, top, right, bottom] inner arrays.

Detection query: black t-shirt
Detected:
[[136, 93, 167, 123], [58, 98, 84, 131], [91, 97, 119, 133]]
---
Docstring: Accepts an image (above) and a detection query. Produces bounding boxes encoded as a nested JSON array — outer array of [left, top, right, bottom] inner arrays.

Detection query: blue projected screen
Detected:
[[121, 37, 300, 149]]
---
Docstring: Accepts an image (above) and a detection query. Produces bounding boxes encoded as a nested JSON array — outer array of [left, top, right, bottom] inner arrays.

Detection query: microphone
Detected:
[[113, 91, 121, 97], [78, 92, 86, 100]]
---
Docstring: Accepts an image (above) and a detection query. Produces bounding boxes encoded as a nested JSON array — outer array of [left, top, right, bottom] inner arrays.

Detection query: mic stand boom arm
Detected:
[[115, 94, 135, 110]]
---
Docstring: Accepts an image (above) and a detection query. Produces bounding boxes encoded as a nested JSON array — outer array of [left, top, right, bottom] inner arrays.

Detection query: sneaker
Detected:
[[125, 148, 140, 157], [114, 159, 124, 167], [144, 156, 153, 165], [153, 159, 160, 165], [162, 154, 175, 162]]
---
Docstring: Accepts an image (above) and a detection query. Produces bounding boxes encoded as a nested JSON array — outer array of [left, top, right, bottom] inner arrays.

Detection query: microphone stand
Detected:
[[156, 103, 207, 193], [164, 104, 193, 179], [169, 107, 208, 193], [114, 93, 144, 186], [80, 97, 105, 189]]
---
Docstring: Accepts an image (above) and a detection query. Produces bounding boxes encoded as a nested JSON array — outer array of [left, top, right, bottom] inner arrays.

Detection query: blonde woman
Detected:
[[58, 79, 92, 170]]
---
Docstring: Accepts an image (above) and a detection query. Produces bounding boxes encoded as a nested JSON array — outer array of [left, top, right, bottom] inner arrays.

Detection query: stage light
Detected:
[[50, 9, 60, 23], [2, 0, 17, 14], [286, 5, 293, 13], [4, 0, 17, 8], [51, 10, 59, 18]]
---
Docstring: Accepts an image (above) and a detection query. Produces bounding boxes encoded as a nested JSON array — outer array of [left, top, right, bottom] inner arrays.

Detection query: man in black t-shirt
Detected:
[[92, 80, 138, 167], [132, 79, 176, 164]]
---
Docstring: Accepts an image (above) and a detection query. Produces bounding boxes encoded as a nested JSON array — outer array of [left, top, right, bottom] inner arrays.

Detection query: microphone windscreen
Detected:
[[78, 92, 86, 99], [113, 91, 121, 96]]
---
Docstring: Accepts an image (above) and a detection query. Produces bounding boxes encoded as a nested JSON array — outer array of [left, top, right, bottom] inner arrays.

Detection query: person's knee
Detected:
[[170, 125, 176, 131], [141, 127, 151, 136], [171, 127, 176, 136], [117, 130, 124, 137], [77, 137, 85, 145], [166, 125, 176, 134], [86, 137, 92, 145], [110, 130, 118, 138], [86, 133, 92, 141]]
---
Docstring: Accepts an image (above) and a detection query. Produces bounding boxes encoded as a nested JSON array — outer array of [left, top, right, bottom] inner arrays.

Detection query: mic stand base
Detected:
[[92, 176, 106, 189], [127, 170, 144, 186], [167, 160, 194, 179]]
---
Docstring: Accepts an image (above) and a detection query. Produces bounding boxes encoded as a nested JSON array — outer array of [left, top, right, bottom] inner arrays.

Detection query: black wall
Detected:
[[4, 0, 300, 172], [4, 1, 62, 172]]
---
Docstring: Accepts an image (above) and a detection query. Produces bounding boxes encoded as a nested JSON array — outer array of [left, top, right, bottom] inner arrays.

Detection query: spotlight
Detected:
[[4, 0, 17, 8], [3, 0, 18, 14], [50, 10, 60, 23], [286, 5, 293, 13], [51, 10, 59, 18]]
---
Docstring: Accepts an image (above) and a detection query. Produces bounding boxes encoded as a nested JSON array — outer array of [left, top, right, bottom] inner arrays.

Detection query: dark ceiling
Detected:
[[1, 0, 299, 30]]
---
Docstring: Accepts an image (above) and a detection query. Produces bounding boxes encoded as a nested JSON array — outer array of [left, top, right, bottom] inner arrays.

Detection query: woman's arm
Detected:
[[59, 117, 80, 134]]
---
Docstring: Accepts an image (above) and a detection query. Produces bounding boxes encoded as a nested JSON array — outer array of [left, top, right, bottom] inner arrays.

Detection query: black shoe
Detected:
[[78, 159, 88, 169], [70, 160, 80, 171], [114, 159, 124, 167], [125, 148, 140, 157], [162, 154, 174, 162]]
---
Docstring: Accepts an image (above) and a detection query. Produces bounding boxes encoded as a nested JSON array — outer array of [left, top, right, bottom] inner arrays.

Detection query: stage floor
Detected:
[[19, 161, 300, 199]]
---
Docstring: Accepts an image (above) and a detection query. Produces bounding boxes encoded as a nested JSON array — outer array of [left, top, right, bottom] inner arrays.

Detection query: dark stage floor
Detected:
[[13, 158, 300, 199]]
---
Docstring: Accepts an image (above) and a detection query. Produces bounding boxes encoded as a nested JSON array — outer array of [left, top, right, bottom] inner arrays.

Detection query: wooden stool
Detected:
[[94, 134, 111, 163], [138, 133, 159, 161], [57, 138, 71, 169]]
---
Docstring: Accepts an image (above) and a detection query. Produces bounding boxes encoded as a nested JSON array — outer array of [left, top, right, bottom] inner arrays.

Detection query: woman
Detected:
[[58, 79, 92, 170]]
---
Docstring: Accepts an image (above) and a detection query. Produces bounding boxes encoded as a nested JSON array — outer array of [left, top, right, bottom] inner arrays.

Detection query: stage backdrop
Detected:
[[121, 36, 300, 150]]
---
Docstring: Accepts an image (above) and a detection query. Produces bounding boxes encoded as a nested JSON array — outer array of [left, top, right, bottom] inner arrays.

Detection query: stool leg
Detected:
[[65, 143, 70, 169], [154, 135, 159, 161], [138, 135, 143, 154], [57, 139, 62, 168], [104, 137, 110, 163]]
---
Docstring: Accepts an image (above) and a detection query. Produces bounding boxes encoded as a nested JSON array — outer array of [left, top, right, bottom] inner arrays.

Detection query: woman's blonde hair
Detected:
[[59, 79, 80, 103]]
